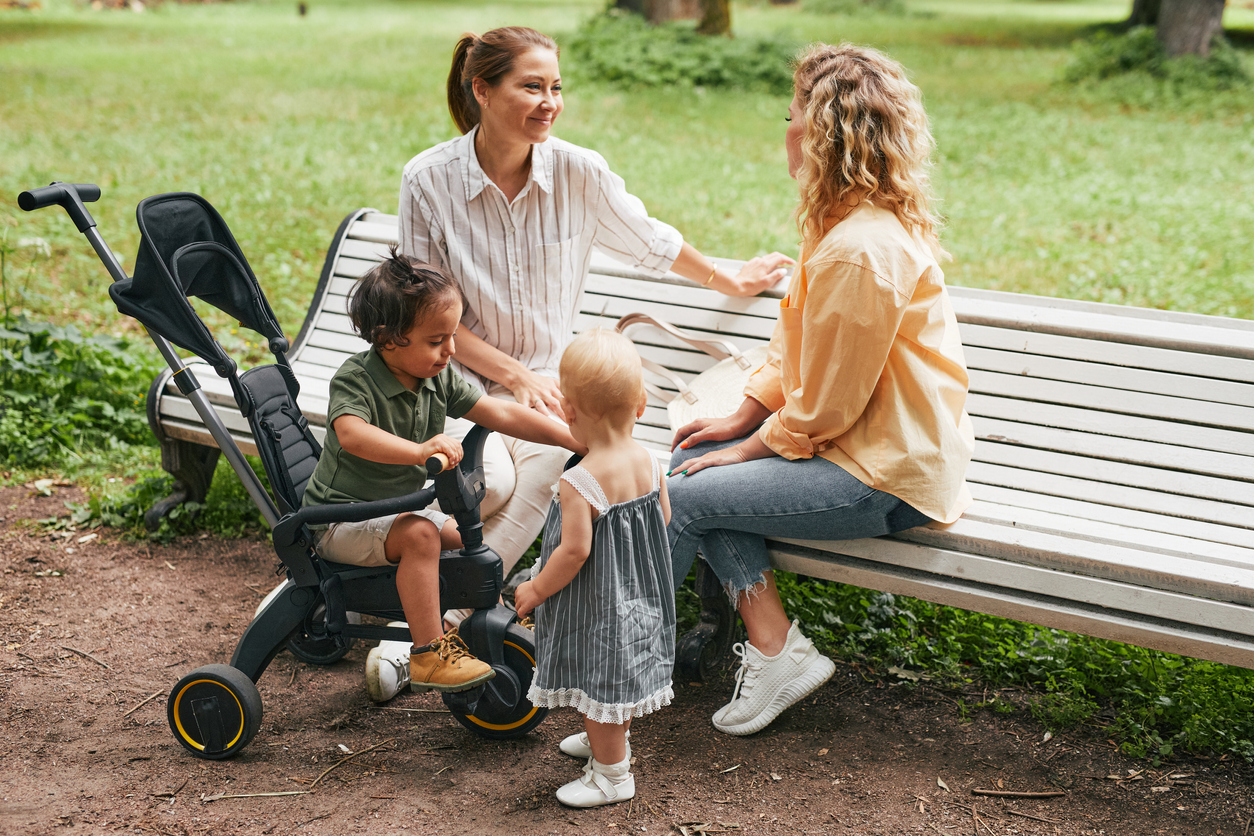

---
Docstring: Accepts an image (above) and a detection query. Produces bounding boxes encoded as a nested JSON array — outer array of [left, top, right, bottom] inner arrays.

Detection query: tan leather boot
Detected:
[[409, 629, 495, 692]]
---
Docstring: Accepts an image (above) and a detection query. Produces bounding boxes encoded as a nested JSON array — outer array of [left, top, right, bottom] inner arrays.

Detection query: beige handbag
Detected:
[[615, 312, 769, 433]]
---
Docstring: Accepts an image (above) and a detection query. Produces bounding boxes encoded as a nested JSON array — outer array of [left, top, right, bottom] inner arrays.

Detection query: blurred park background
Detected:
[[3, 0, 1254, 762]]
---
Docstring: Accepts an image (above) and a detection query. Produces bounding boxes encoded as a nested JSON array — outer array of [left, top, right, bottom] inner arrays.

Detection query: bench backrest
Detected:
[[291, 211, 1254, 550]]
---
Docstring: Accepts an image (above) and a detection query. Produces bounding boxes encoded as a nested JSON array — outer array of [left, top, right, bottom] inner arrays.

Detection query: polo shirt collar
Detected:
[[462, 124, 553, 202], [364, 348, 436, 397]]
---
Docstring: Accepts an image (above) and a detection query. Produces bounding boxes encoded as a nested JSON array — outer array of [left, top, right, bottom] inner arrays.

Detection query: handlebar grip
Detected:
[[17, 182, 101, 232], [426, 453, 450, 475]]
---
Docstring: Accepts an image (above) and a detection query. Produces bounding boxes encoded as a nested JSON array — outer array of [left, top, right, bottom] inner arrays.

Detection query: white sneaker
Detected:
[[711, 621, 835, 736], [555, 758, 635, 808], [364, 621, 412, 703], [559, 730, 630, 760]]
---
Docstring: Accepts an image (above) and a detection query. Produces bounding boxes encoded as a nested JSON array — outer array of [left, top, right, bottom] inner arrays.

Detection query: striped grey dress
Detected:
[[527, 459, 675, 724]]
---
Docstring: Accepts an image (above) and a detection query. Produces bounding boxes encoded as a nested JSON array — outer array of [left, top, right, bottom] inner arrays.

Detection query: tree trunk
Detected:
[[697, 0, 732, 35], [1156, 0, 1225, 56], [644, 0, 701, 23], [1126, 0, 1161, 26], [613, 0, 646, 13]]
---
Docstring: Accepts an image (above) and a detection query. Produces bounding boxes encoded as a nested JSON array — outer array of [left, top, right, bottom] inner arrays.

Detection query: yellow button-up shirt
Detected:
[[744, 202, 974, 524]]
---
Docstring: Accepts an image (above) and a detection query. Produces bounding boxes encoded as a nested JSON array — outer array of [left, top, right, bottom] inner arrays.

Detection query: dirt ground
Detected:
[[2, 484, 1253, 836]]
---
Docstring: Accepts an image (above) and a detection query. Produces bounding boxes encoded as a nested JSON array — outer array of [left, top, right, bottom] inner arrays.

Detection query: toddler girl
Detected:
[[514, 329, 675, 808]]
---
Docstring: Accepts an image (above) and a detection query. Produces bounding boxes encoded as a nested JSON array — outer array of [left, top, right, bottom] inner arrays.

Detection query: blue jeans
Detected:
[[667, 436, 931, 604]]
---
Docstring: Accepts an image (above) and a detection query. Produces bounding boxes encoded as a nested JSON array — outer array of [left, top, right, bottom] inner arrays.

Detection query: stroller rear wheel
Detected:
[[288, 601, 358, 664], [168, 664, 262, 759], [446, 623, 547, 739]]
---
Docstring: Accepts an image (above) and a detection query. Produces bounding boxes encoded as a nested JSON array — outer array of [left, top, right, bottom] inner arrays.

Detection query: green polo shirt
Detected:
[[302, 348, 482, 510]]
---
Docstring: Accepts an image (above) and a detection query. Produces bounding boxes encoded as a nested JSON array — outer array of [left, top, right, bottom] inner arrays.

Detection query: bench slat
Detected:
[[968, 483, 1254, 550], [964, 345, 1254, 409], [975, 442, 1254, 507], [972, 416, 1254, 481], [950, 292, 1254, 361], [966, 393, 1254, 458], [960, 501, 1254, 568], [969, 369, 1254, 431], [968, 461, 1253, 529]]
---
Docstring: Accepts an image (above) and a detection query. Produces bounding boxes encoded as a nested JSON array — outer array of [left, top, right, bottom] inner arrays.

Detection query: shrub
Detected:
[[563, 11, 797, 94], [1064, 27, 1249, 91], [0, 317, 162, 469]]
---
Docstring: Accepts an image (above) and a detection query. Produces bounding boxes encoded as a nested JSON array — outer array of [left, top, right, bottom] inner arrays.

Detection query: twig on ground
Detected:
[[297, 812, 331, 827], [201, 791, 311, 803], [973, 788, 1066, 799], [152, 778, 190, 800], [374, 706, 449, 713], [61, 645, 110, 669], [288, 666, 298, 688], [1006, 809, 1061, 825], [123, 691, 163, 718], [308, 738, 396, 790]]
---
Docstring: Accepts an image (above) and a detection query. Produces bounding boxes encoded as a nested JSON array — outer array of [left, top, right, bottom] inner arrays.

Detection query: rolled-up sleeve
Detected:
[[758, 259, 912, 460], [591, 160, 683, 276]]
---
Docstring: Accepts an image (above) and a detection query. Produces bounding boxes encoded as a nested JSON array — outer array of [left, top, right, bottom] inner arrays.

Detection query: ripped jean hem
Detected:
[[722, 574, 770, 611]]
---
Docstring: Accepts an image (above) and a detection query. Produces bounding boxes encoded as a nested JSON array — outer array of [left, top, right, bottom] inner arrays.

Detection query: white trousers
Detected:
[[443, 384, 569, 576]]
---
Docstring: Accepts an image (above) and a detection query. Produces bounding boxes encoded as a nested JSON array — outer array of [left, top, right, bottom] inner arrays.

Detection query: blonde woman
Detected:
[[667, 44, 975, 736]]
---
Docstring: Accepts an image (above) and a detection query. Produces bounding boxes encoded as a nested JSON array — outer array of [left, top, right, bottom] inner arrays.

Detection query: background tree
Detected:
[[613, 0, 732, 35], [1126, 0, 1228, 57]]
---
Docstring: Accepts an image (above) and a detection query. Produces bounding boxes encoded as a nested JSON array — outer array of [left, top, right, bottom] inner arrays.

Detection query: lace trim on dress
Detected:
[[560, 466, 610, 515], [527, 682, 674, 725]]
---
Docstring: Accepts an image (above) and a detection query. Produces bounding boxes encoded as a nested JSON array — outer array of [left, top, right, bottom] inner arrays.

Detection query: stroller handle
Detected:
[[18, 182, 101, 233]]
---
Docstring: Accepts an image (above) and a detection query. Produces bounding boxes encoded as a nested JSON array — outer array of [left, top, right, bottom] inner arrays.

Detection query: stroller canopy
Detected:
[[109, 192, 286, 374]]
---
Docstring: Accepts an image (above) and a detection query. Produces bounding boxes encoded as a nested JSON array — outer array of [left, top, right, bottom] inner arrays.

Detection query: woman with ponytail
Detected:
[[388, 26, 793, 633], [665, 44, 975, 736]]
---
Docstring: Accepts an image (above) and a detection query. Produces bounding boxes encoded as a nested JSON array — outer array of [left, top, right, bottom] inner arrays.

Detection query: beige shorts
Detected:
[[313, 509, 449, 567]]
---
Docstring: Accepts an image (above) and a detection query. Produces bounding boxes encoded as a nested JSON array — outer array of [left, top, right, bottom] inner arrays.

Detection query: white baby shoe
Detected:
[[555, 757, 634, 808]]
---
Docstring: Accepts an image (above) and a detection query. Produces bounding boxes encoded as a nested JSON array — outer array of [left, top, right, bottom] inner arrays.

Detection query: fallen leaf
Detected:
[[770, 773, 782, 781], [1042, 731, 1053, 744], [818, 748, 829, 756], [937, 777, 950, 792]]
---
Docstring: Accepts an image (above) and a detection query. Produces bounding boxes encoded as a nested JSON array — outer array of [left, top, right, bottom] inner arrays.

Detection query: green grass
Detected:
[[4, 0, 1254, 761]]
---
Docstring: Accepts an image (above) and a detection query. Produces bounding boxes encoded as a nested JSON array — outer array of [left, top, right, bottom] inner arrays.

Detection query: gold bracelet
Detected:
[[703, 265, 717, 286]]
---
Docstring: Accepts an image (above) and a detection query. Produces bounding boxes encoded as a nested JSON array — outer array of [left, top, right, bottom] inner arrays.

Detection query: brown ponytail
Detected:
[[445, 26, 559, 135]]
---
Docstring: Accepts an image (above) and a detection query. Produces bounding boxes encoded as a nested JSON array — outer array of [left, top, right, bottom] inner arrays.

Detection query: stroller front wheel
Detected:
[[445, 622, 547, 739], [168, 664, 263, 759]]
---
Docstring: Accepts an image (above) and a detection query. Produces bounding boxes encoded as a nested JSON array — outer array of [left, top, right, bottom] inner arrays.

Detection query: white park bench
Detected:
[[148, 208, 1254, 680]]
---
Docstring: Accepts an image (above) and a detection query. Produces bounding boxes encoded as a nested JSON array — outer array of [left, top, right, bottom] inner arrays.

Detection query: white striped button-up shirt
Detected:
[[398, 126, 683, 389]]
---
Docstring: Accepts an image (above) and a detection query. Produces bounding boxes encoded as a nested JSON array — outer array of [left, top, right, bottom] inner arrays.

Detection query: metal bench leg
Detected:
[[145, 438, 220, 530], [675, 555, 740, 682]]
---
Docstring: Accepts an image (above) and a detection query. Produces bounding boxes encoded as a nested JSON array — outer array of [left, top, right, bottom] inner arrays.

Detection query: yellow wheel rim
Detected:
[[171, 678, 246, 752], [463, 640, 540, 731]]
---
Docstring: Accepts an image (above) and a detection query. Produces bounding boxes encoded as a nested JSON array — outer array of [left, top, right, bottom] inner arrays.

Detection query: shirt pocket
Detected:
[[532, 236, 580, 316]]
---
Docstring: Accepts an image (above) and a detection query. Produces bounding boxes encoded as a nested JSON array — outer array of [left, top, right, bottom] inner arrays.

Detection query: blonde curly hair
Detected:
[[791, 43, 946, 257]]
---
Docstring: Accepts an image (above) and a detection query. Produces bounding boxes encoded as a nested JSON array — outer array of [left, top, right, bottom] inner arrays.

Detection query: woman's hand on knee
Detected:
[[672, 398, 769, 452], [668, 444, 750, 478]]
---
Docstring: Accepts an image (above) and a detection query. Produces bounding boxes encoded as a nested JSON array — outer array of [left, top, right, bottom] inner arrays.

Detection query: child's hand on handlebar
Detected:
[[418, 434, 463, 468]]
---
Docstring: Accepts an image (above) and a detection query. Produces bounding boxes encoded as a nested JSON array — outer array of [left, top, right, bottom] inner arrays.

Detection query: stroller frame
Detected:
[[19, 182, 547, 758]]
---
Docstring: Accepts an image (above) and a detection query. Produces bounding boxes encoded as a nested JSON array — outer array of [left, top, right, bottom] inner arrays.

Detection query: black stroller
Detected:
[[18, 182, 546, 758]]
